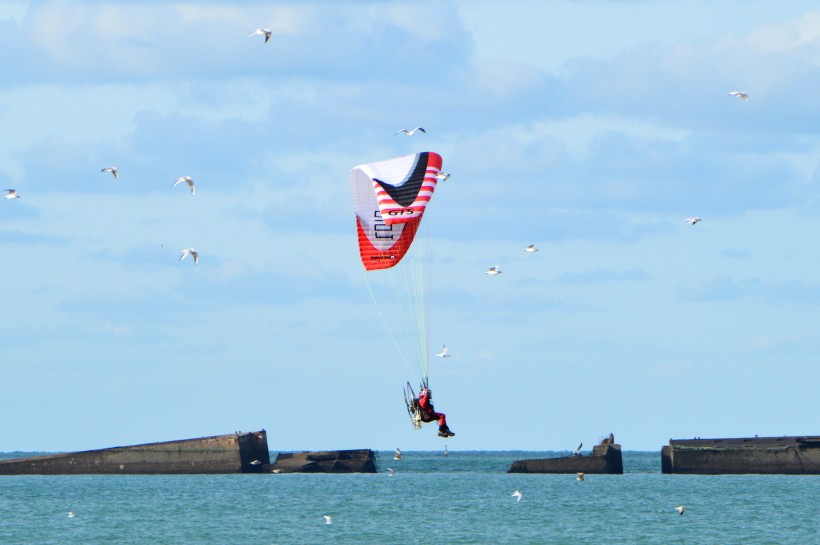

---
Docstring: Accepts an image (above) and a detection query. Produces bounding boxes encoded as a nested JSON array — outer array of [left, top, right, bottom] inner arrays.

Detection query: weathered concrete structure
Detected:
[[661, 436, 820, 474], [269, 449, 377, 473], [509, 440, 623, 474], [0, 431, 270, 475]]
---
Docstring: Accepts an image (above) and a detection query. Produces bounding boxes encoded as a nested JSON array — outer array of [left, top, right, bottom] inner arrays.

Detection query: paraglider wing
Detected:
[[350, 152, 443, 271]]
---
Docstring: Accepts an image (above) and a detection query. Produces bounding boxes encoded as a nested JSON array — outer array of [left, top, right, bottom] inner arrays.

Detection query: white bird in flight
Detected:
[[323, 515, 333, 525], [173, 176, 195, 196], [435, 172, 450, 182], [436, 345, 451, 358], [685, 217, 701, 226], [67, 511, 76, 518], [3, 189, 20, 199], [101, 166, 118, 179], [676, 505, 686, 515], [512, 490, 523, 502], [386, 467, 396, 476], [179, 248, 199, 264], [728, 91, 749, 101], [486, 266, 502, 276], [525, 244, 538, 253], [393, 127, 426, 136], [249, 28, 272, 43]]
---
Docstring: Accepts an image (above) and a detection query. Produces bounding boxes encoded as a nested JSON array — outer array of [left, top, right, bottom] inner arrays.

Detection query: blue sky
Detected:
[[2, 0, 820, 453]]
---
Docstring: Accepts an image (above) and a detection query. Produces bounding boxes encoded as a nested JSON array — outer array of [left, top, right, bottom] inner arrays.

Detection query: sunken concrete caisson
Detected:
[[508, 437, 623, 474], [268, 449, 377, 473], [0, 431, 270, 475], [661, 436, 820, 474]]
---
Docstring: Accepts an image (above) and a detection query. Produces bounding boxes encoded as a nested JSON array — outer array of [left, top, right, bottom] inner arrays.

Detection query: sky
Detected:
[[2, 0, 820, 453]]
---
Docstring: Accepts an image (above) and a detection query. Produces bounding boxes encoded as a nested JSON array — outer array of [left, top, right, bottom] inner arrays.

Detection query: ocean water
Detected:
[[0, 451, 818, 544]]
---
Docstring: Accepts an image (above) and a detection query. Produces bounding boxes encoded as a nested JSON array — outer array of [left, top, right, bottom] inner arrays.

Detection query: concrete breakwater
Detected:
[[661, 436, 820, 474], [0, 431, 270, 475], [269, 449, 377, 473], [509, 439, 623, 474]]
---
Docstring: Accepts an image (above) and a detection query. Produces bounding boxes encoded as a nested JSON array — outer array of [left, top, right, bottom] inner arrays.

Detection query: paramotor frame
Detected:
[[403, 381, 423, 430]]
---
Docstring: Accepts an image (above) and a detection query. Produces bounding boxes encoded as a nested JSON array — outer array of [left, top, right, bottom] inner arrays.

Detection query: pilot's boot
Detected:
[[438, 425, 455, 437]]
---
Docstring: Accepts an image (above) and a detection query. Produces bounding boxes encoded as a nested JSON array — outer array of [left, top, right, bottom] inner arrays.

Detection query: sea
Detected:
[[0, 450, 817, 545]]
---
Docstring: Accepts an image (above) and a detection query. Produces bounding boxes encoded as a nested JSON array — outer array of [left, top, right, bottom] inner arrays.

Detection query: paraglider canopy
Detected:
[[350, 152, 443, 271]]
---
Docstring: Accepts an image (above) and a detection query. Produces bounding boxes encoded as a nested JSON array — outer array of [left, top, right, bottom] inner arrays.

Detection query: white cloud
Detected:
[[745, 12, 820, 56]]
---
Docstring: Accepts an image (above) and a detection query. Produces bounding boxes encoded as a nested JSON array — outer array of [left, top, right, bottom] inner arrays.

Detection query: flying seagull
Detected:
[[572, 443, 583, 456], [386, 467, 396, 476], [67, 511, 76, 518], [512, 490, 523, 502], [685, 217, 701, 226], [435, 172, 450, 182], [393, 127, 426, 136], [486, 265, 502, 276], [525, 244, 538, 253], [179, 248, 199, 264], [249, 28, 272, 43], [436, 345, 451, 358], [728, 91, 749, 101], [676, 505, 686, 516], [3, 189, 20, 199], [173, 176, 195, 196], [323, 515, 333, 525], [101, 166, 119, 179]]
